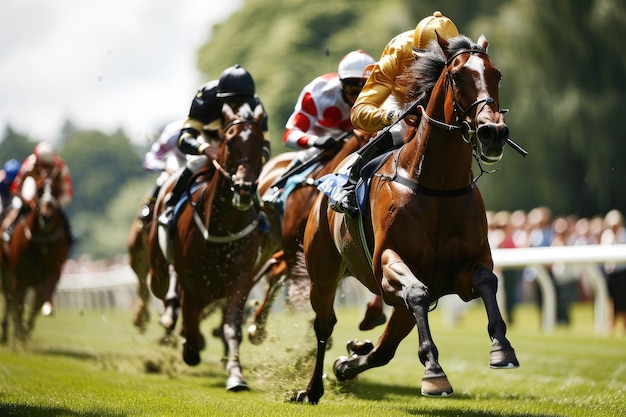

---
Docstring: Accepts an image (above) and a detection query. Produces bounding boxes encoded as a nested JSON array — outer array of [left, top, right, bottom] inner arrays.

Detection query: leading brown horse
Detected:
[[1, 174, 71, 345], [147, 102, 281, 391], [294, 34, 519, 404]]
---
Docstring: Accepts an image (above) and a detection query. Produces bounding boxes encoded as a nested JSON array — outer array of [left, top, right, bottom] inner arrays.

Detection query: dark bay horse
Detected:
[[294, 34, 519, 404], [249, 129, 374, 343], [147, 102, 281, 391], [1, 174, 71, 344]]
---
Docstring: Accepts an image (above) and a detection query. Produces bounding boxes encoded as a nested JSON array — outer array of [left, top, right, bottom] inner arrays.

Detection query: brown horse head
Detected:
[[403, 33, 509, 165], [218, 102, 266, 210]]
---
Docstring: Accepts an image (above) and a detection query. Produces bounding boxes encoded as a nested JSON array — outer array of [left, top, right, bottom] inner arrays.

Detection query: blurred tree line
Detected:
[[0, 0, 623, 260]]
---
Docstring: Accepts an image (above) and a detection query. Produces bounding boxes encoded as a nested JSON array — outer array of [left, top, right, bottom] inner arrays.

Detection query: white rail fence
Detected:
[[54, 244, 626, 335]]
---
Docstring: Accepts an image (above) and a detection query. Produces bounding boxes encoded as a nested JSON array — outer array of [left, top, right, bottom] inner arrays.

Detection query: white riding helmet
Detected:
[[34, 141, 57, 165], [338, 50, 375, 81]]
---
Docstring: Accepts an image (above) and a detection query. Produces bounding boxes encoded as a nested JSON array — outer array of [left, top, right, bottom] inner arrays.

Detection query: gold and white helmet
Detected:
[[413, 11, 459, 51]]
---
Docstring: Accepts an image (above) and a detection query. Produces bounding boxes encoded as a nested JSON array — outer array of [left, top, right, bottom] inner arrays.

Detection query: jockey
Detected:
[[270, 49, 375, 190], [331, 11, 460, 217], [139, 119, 187, 223], [1, 141, 75, 243], [0, 159, 20, 216], [158, 64, 270, 226]]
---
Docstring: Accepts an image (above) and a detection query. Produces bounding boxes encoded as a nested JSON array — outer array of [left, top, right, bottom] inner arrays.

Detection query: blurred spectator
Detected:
[[550, 216, 580, 326], [600, 209, 626, 334], [492, 210, 524, 325]]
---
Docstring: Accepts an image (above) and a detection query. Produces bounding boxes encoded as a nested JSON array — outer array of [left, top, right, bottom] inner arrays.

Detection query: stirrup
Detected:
[[330, 189, 358, 217], [158, 206, 174, 226], [140, 203, 153, 223]]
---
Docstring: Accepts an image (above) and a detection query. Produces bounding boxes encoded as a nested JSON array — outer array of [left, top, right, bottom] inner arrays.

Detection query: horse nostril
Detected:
[[477, 125, 496, 145], [501, 126, 510, 146]]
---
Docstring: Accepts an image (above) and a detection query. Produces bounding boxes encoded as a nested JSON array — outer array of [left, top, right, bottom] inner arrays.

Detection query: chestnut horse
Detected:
[[1, 174, 71, 344], [148, 102, 281, 391], [249, 129, 374, 342], [294, 34, 519, 404]]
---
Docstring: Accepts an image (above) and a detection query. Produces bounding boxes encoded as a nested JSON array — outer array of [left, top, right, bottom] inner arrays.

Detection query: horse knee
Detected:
[[403, 281, 430, 311], [472, 266, 498, 292]]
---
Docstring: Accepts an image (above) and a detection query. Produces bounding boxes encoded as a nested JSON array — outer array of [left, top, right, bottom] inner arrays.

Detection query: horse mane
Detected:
[[398, 34, 486, 104]]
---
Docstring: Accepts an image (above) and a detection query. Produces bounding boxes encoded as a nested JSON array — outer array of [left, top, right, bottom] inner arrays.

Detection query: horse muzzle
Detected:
[[475, 122, 509, 164], [231, 181, 257, 211]]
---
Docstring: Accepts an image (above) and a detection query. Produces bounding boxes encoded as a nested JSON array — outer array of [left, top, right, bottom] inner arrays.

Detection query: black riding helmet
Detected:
[[216, 64, 255, 102]]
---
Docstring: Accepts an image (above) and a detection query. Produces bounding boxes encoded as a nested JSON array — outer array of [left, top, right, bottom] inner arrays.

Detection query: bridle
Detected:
[[211, 118, 262, 193], [191, 117, 266, 243], [380, 49, 501, 195]]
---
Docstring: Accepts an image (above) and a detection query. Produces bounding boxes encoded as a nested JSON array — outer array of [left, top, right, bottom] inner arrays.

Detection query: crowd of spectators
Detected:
[[487, 207, 626, 334]]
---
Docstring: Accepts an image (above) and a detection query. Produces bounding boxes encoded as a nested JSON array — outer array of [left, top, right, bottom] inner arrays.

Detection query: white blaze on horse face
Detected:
[[465, 55, 488, 95]]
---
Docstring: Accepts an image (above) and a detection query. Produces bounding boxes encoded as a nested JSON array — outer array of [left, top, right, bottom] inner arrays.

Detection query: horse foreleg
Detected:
[[180, 291, 203, 366], [292, 270, 339, 404], [159, 267, 179, 332], [12, 285, 28, 343], [472, 266, 519, 368], [248, 254, 287, 345], [133, 275, 151, 332], [334, 305, 414, 380], [1, 292, 9, 344], [42, 272, 60, 317], [380, 249, 453, 397], [221, 280, 255, 392]]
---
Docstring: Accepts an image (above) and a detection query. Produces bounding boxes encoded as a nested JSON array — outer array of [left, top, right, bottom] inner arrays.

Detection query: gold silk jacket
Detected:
[[350, 30, 415, 132]]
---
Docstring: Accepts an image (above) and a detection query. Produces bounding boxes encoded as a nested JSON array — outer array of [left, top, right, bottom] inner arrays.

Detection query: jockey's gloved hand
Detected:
[[312, 135, 336, 150]]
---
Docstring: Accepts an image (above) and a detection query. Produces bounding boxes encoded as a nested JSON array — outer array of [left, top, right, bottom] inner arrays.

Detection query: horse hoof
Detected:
[[333, 355, 358, 382], [421, 376, 454, 397], [182, 342, 201, 366], [226, 377, 250, 392], [359, 312, 386, 331], [346, 339, 374, 356], [248, 324, 266, 345], [290, 390, 318, 405], [489, 349, 520, 369], [41, 302, 54, 316]]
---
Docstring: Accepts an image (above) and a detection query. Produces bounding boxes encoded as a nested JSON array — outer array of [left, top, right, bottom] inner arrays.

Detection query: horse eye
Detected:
[[451, 71, 462, 85]]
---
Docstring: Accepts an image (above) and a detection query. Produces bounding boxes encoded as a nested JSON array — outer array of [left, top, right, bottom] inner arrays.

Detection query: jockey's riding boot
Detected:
[[2, 206, 25, 242], [331, 130, 394, 217], [158, 168, 192, 226]]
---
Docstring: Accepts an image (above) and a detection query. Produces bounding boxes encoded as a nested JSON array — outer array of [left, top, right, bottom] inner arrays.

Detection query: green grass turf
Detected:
[[0, 301, 624, 416]]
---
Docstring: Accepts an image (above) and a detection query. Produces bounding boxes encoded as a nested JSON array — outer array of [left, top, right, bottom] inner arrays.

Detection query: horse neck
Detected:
[[24, 203, 61, 237], [402, 88, 474, 190]]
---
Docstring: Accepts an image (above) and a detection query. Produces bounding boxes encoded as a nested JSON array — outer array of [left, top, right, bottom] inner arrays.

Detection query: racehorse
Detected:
[[294, 34, 519, 404], [249, 129, 374, 343], [147, 102, 281, 391], [1, 174, 71, 344]]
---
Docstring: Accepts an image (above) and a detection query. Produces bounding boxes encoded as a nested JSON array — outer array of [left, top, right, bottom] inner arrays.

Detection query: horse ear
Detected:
[[253, 104, 264, 122], [477, 34, 489, 52], [436, 31, 451, 59], [222, 102, 235, 120]]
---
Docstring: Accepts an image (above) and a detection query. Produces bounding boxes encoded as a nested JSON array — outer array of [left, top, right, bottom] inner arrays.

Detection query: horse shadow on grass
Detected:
[[0, 402, 124, 417], [333, 380, 554, 417]]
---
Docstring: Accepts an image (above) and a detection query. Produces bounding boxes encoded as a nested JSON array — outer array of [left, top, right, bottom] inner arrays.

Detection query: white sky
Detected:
[[0, 0, 243, 146]]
